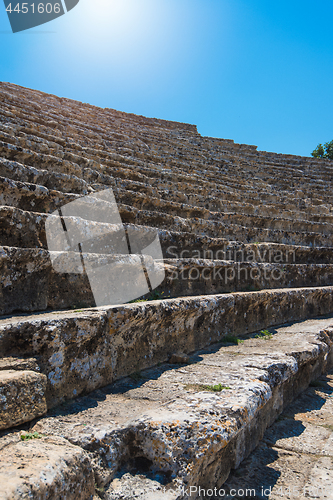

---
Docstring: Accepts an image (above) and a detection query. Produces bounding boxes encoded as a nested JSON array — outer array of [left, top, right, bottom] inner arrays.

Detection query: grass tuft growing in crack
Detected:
[[255, 329, 273, 340], [20, 432, 44, 441], [185, 383, 231, 392], [221, 335, 244, 345]]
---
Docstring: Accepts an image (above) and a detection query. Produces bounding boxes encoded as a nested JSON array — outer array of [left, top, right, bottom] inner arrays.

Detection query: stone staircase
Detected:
[[0, 82, 333, 499]]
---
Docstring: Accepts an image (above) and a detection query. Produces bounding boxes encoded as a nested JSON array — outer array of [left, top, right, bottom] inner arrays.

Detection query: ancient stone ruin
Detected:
[[0, 82, 332, 499]]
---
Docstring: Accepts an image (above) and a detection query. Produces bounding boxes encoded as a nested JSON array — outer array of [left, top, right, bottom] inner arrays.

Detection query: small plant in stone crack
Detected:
[[20, 431, 44, 441], [185, 383, 231, 392], [255, 329, 273, 340], [205, 383, 231, 392], [221, 335, 244, 345]]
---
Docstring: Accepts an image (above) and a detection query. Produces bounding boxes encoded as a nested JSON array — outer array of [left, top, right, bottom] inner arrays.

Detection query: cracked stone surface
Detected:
[[0, 435, 95, 500], [1, 289, 333, 410], [1, 82, 333, 500], [0, 317, 332, 499], [0, 369, 47, 430], [215, 372, 333, 499]]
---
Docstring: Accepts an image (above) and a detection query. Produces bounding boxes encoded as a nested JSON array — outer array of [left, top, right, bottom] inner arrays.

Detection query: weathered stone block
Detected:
[[0, 287, 332, 409], [0, 436, 95, 500], [0, 370, 47, 430]]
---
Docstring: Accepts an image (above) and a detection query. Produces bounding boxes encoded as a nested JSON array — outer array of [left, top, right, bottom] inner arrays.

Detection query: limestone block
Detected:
[[0, 370, 47, 430], [0, 436, 95, 500]]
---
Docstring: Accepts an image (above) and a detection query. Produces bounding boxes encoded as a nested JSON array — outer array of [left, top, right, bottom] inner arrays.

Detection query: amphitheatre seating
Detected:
[[0, 82, 333, 499]]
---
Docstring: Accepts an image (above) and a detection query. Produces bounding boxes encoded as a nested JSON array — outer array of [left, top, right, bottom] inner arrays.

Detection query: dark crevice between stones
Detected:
[[115, 430, 173, 486]]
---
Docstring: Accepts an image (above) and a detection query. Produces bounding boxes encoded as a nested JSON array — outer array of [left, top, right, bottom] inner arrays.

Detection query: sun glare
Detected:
[[61, 0, 174, 61]]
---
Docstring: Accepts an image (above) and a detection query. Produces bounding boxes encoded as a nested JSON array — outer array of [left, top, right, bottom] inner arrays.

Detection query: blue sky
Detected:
[[1, 0, 333, 157]]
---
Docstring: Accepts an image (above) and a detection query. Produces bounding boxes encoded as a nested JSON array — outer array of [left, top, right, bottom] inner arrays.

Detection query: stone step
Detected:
[[0, 287, 333, 411], [1, 83, 333, 499], [1, 98, 330, 200], [0, 139, 84, 178], [162, 238, 333, 265], [0, 138, 294, 208], [68, 150, 331, 205], [1, 141, 332, 226], [0, 368, 47, 430], [2, 206, 333, 264], [2, 149, 332, 228], [1, 134, 332, 211], [0, 90, 328, 170], [2, 244, 333, 316], [157, 184, 332, 219], [114, 187, 333, 234], [0, 139, 279, 203], [0, 434, 95, 500], [1, 150, 332, 236], [0, 246, 164, 315], [0, 317, 332, 498], [222, 368, 333, 499], [1, 175, 332, 246], [0, 156, 89, 195], [74, 204, 333, 247], [2, 84, 333, 181], [0, 175, 78, 213]]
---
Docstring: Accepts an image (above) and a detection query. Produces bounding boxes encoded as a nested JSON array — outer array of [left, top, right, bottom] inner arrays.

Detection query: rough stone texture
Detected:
[[0, 246, 161, 315], [0, 369, 47, 430], [219, 368, 333, 500], [0, 356, 40, 372], [0, 288, 333, 408], [0, 435, 95, 500], [0, 317, 324, 500], [1, 205, 333, 265], [1, 174, 332, 244], [2, 245, 333, 316], [0, 156, 88, 194], [1, 82, 333, 497], [168, 352, 190, 364]]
